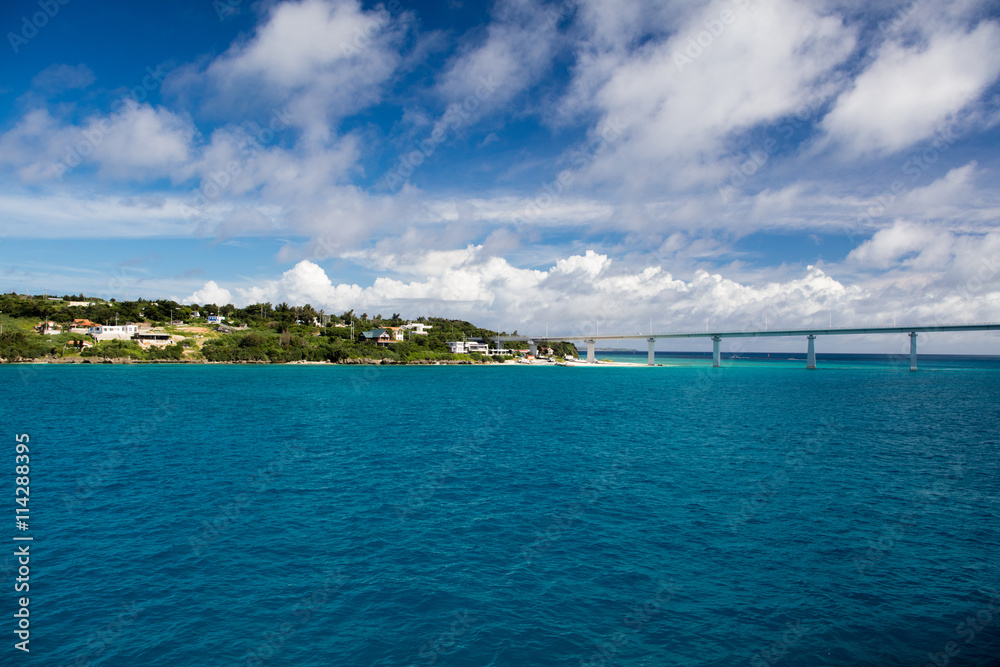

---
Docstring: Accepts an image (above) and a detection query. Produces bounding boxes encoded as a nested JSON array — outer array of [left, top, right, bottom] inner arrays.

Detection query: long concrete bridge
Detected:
[[497, 323, 1000, 370]]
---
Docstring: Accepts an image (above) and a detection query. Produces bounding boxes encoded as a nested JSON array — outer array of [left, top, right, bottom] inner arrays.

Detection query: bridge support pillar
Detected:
[[648, 338, 655, 366], [807, 335, 816, 369], [909, 332, 917, 371], [528, 341, 537, 357], [712, 336, 721, 368], [586, 340, 596, 364]]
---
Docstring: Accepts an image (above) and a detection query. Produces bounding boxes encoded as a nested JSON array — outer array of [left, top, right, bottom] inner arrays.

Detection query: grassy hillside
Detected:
[[0, 293, 578, 363]]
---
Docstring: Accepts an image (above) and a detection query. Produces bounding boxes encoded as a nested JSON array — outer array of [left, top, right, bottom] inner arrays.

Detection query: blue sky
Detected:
[[2, 0, 1000, 351]]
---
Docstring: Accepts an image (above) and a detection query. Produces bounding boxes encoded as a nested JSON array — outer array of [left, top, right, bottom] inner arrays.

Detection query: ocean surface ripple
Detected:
[[4, 360, 999, 666]]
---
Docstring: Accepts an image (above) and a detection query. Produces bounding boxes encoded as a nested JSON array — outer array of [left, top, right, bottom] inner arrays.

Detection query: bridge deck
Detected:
[[498, 323, 1000, 342]]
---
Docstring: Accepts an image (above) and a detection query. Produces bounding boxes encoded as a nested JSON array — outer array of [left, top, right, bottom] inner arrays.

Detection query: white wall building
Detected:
[[35, 321, 61, 334], [402, 323, 433, 335], [88, 324, 139, 341], [446, 341, 490, 354]]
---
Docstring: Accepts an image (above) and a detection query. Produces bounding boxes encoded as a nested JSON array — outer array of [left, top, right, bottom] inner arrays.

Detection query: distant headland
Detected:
[[0, 292, 579, 365]]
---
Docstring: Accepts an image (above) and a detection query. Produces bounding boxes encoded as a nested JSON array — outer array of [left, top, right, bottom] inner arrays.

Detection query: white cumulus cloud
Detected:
[[822, 19, 1000, 156], [177, 245, 1000, 352], [184, 280, 233, 306]]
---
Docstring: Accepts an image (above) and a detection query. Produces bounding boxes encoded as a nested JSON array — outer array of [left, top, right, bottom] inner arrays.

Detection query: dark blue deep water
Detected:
[[3, 361, 1000, 666]]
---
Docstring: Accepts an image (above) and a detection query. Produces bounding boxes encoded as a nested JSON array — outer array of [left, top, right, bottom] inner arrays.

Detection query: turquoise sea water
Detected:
[[3, 361, 1000, 666]]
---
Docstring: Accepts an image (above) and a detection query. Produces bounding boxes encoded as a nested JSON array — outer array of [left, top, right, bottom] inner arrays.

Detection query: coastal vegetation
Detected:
[[0, 293, 577, 364]]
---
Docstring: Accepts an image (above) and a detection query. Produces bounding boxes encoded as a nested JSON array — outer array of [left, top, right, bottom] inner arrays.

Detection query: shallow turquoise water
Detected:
[[3, 362, 999, 666]]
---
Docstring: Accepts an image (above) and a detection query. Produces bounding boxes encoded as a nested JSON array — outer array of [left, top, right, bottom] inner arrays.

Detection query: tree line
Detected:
[[0, 293, 578, 362]]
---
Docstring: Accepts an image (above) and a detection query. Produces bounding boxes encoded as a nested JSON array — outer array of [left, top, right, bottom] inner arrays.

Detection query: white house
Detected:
[[402, 323, 433, 335], [446, 341, 490, 354], [88, 324, 139, 341]]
